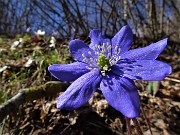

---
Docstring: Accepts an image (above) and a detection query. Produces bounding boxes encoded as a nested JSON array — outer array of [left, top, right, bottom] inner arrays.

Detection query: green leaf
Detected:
[[147, 81, 160, 96]]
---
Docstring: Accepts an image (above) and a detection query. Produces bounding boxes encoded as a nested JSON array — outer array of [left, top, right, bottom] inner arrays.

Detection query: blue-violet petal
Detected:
[[100, 73, 140, 118], [69, 39, 97, 63], [111, 25, 133, 54], [48, 62, 89, 82], [112, 59, 172, 81], [121, 38, 168, 60], [57, 70, 102, 110]]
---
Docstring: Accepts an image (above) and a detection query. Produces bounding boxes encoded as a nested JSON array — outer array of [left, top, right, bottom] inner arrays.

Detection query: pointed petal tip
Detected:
[[168, 64, 172, 73], [119, 99, 140, 118], [122, 25, 131, 30], [56, 101, 62, 110], [166, 64, 172, 75], [48, 64, 62, 80], [90, 29, 101, 34], [112, 25, 133, 53], [89, 29, 104, 39], [56, 94, 74, 110], [56, 98, 68, 110], [120, 25, 132, 34], [69, 39, 81, 46], [48, 64, 55, 72], [158, 38, 168, 45], [48, 64, 60, 74], [123, 108, 140, 118]]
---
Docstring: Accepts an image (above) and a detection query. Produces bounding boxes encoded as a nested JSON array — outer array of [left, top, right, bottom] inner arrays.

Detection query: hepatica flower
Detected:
[[48, 26, 172, 118]]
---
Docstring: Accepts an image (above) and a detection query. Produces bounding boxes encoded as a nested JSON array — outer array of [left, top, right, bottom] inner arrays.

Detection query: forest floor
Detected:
[[0, 35, 179, 135]]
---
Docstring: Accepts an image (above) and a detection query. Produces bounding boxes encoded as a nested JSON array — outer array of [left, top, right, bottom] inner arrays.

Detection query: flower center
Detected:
[[97, 54, 109, 69], [97, 53, 110, 76], [82, 42, 121, 76]]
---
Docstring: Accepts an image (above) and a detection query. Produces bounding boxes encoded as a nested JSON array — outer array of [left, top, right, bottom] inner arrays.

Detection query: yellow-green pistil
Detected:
[[97, 53, 109, 71]]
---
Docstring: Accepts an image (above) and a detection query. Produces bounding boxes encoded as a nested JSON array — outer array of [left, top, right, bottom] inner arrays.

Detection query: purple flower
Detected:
[[48, 26, 172, 118]]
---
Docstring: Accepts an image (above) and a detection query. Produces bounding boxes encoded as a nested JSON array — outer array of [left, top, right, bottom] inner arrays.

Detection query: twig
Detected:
[[125, 117, 132, 135], [132, 118, 143, 135], [141, 107, 153, 135], [165, 76, 180, 83], [0, 81, 69, 123]]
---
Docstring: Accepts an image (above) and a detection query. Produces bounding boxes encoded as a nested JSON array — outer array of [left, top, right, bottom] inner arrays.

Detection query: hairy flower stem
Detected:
[[125, 117, 132, 135], [141, 107, 153, 135], [132, 118, 143, 135]]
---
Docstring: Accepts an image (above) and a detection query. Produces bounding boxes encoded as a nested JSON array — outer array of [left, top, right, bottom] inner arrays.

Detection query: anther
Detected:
[[114, 46, 119, 54], [93, 68, 98, 71], [114, 46, 121, 55], [115, 57, 119, 62], [88, 51, 92, 55], [114, 46, 118, 51], [102, 43, 105, 46], [90, 58, 93, 61], [83, 58, 88, 62], [118, 48, 121, 54], [101, 48, 106, 54], [103, 65, 108, 71], [102, 43, 106, 48], [89, 62, 93, 66], [82, 53, 85, 57]]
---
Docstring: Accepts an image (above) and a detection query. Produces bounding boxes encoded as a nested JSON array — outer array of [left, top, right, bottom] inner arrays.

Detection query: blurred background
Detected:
[[0, 0, 180, 42]]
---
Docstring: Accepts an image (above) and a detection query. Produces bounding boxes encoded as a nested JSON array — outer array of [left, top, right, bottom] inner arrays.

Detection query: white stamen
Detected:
[[101, 71, 106, 76], [114, 46, 118, 54], [86, 66, 92, 70], [110, 60, 115, 66], [102, 43, 105, 48], [107, 53, 111, 59], [107, 45, 112, 50]]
